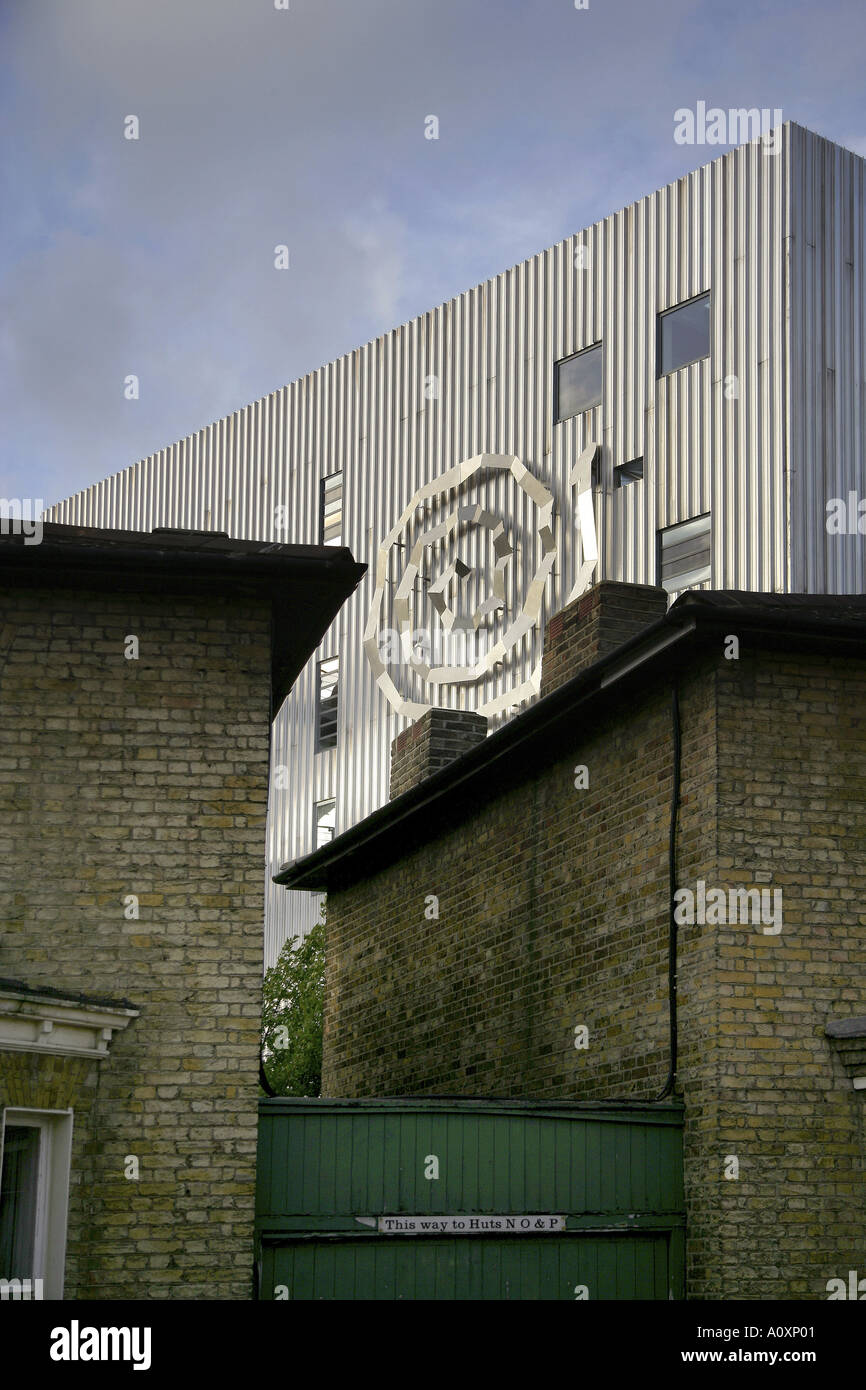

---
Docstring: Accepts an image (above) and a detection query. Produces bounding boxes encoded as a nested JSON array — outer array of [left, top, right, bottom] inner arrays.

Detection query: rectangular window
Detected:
[[615, 457, 644, 487], [314, 798, 336, 849], [658, 291, 710, 376], [0, 1125, 40, 1279], [554, 344, 602, 422], [0, 1108, 73, 1300], [319, 473, 343, 546], [316, 656, 339, 751], [658, 514, 712, 592]]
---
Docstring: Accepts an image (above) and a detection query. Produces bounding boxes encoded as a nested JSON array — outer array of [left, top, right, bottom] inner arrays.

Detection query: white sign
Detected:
[[355, 1214, 566, 1235]]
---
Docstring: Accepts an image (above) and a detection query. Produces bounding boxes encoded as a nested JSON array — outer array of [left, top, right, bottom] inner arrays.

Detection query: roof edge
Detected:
[[275, 591, 866, 893]]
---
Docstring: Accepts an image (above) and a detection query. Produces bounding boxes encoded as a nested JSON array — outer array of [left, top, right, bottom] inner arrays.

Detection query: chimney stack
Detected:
[[388, 583, 666, 796], [389, 708, 488, 799], [540, 581, 668, 698]]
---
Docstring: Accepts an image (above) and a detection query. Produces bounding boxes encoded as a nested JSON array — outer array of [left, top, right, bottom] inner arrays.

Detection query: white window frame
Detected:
[[316, 655, 340, 752], [0, 1107, 73, 1299], [658, 513, 712, 593], [314, 797, 337, 849], [320, 472, 343, 546]]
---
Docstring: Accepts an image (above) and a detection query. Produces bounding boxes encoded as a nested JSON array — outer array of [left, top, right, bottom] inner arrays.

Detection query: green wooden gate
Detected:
[[256, 1097, 684, 1301]]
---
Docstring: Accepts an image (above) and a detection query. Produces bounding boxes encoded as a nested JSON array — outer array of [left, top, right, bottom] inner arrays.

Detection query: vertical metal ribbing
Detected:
[[45, 125, 863, 961]]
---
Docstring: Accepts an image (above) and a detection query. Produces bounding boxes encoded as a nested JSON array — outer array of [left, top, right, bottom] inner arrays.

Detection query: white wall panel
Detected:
[[787, 126, 866, 594]]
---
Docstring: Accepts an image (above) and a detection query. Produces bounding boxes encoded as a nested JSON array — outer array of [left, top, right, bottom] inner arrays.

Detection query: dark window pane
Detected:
[[615, 457, 644, 487], [318, 696, 338, 749], [659, 293, 710, 375], [555, 345, 602, 422], [0, 1126, 41, 1279], [317, 657, 339, 750]]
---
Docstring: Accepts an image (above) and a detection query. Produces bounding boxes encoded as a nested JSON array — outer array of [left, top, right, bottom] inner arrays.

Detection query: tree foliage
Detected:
[[260, 915, 325, 1096]]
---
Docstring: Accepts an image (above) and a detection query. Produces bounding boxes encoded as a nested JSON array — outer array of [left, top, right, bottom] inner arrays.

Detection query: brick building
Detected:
[[0, 522, 363, 1299], [277, 582, 866, 1300]]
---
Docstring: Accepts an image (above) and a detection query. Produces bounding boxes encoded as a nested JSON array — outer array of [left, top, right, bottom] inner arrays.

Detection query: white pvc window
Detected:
[[658, 514, 712, 592], [314, 798, 336, 849], [0, 1108, 73, 1300], [320, 473, 343, 546], [316, 657, 339, 751]]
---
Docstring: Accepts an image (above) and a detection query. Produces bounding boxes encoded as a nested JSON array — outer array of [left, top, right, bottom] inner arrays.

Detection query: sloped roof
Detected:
[[0, 521, 366, 710], [275, 590, 866, 892]]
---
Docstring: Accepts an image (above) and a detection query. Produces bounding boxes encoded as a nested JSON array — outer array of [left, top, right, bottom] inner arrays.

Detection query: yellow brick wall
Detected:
[[322, 640, 866, 1299], [699, 647, 866, 1298], [0, 583, 272, 1299]]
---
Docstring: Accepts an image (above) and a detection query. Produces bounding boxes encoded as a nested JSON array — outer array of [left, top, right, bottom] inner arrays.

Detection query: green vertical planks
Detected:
[[260, 1234, 676, 1301], [256, 1097, 684, 1301]]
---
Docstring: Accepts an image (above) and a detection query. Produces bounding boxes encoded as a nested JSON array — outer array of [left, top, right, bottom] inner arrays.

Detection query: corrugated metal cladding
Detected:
[[787, 125, 866, 594], [255, 1098, 684, 1300], [48, 123, 866, 965]]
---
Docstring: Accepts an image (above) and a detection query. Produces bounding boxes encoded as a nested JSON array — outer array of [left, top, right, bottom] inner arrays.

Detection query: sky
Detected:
[[1, 0, 864, 512]]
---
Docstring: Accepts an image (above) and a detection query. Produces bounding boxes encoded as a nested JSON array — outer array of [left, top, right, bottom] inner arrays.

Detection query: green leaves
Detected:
[[261, 916, 325, 1096]]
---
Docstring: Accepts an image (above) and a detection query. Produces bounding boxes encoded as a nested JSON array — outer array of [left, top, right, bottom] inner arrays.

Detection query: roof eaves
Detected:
[[274, 608, 699, 892], [0, 976, 139, 1014], [274, 591, 866, 894]]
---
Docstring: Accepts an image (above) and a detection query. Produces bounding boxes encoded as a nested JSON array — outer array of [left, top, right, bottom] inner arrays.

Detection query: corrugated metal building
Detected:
[[47, 123, 866, 964]]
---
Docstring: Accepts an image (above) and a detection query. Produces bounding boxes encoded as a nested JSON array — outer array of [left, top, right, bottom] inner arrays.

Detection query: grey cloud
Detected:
[[1, 0, 864, 508]]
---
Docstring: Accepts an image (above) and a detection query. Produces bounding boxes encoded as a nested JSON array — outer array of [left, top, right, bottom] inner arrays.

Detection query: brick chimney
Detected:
[[389, 708, 488, 799], [540, 581, 668, 697]]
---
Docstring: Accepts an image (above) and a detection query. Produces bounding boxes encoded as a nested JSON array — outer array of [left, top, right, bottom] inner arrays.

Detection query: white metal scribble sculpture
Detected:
[[365, 445, 598, 719]]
